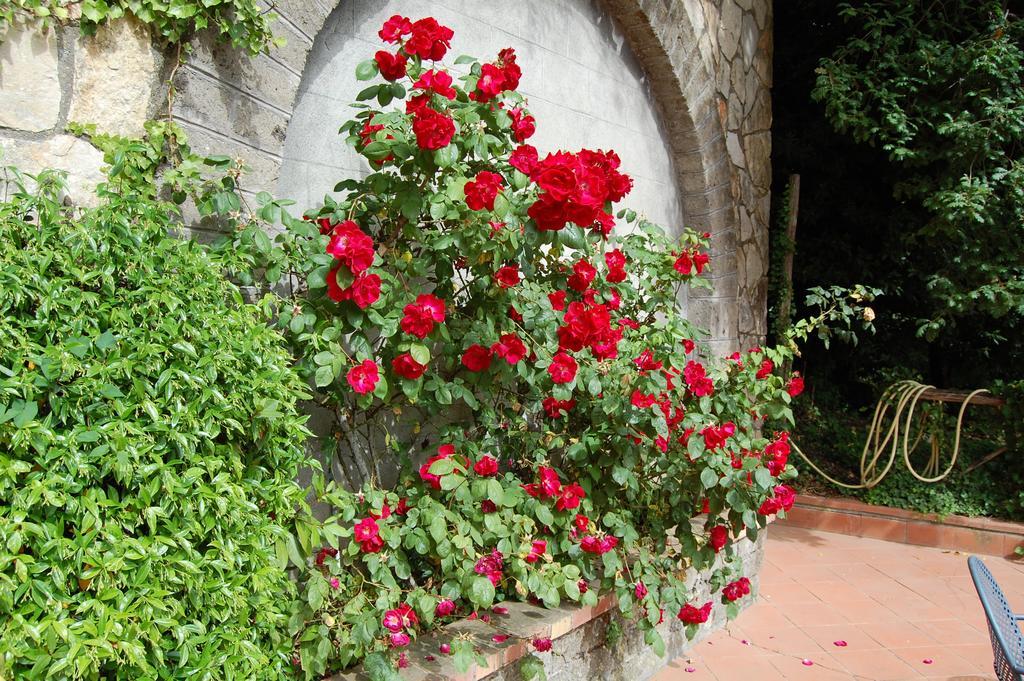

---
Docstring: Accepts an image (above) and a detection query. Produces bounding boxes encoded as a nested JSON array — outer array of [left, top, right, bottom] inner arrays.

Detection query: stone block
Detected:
[[0, 134, 104, 205], [69, 18, 164, 136], [0, 27, 61, 132]]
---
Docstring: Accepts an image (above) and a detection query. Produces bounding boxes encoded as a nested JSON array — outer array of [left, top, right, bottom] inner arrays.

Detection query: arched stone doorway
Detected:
[[172, 0, 772, 354]]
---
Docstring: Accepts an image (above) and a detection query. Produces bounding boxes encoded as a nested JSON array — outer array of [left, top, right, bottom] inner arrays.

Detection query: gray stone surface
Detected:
[[68, 18, 165, 136], [0, 27, 61, 132], [0, 134, 105, 204]]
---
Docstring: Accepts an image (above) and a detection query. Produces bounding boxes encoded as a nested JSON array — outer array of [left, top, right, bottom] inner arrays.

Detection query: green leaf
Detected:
[[410, 344, 431, 364], [468, 576, 495, 607], [700, 467, 719, 490], [355, 59, 379, 80]]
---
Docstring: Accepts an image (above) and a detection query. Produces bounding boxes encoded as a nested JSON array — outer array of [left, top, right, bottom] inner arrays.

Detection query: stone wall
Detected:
[[0, 18, 170, 203], [328, 524, 767, 681], [0, 0, 771, 352]]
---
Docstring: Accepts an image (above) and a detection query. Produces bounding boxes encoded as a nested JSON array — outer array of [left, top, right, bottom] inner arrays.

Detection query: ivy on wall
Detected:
[[0, 0, 281, 53]]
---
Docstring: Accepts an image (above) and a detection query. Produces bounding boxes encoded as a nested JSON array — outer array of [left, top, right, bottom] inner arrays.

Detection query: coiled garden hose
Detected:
[[791, 379, 993, 489]]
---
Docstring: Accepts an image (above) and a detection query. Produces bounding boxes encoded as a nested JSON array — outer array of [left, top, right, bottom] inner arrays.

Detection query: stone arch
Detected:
[[172, 0, 771, 352]]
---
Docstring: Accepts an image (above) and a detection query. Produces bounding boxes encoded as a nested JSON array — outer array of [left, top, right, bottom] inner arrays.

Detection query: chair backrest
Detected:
[[969, 555, 1024, 681]]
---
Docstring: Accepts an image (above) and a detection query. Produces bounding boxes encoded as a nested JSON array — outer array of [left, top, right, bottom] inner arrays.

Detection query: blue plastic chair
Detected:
[[968, 555, 1024, 681]]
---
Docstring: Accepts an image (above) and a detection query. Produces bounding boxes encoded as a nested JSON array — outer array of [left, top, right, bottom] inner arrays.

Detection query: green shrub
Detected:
[[0, 170, 310, 679]]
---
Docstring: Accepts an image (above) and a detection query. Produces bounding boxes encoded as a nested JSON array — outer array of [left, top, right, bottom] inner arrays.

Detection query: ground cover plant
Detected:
[[0, 169, 311, 679]]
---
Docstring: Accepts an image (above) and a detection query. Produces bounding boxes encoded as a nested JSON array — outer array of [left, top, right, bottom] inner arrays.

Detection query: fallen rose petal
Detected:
[[922, 659, 933, 664], [492, 606, 509, 615], [685, 667, 696, 673], [439, 643, 451, 654], [801, 659, 814, 666], [424, 655, 436, 662], [492, 634, 509, 643], [833, 640, 848, 647], [741, 639, 749, 645]]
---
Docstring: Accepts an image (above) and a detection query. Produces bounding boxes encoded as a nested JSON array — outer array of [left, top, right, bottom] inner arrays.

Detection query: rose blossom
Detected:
[[347, 360, 380, 395], [389, 632, 411, 648], [542, 396, 575, 418], [756, 359, 774, 380], [473, 455, 499, 476], [525, 539, 547, 563], [509, 106, 535, 142], [635, 582, 648, 600], [419, 444, 457, 490], [787, 374, 805, 397], [378, 15, 412, 43], [414, 69, 456, 99], [435, 599, 456, 617], [412, 107, 455, 150], [510, 144, 539, 175], [567, 260, 597, 291], [326, 221, 375, 274], [374, 50, 407, 81], [465, 171, 504, 211], [548, 351, 578, 384], [404, 17, 454, 60], [392, 353, 428, 380], [709, 525, 729, 553], [462, 344, 493, 372], [400, 294, 446, 338], [678, 602, 712, 625], [494, 264, 520, 288], [491, 333, 527, 364], [533, 637, 553, 652]]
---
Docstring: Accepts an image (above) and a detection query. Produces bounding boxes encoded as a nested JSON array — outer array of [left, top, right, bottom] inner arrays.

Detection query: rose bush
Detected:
[[215, 16, 868, 679]]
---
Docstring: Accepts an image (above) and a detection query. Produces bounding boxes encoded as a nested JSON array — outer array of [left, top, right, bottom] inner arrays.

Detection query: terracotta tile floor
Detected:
[[653, 524, 1024, 681]]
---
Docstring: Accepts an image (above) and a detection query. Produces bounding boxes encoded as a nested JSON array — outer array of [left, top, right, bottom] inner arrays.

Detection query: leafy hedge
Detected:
[[0, 170, 310, 679]]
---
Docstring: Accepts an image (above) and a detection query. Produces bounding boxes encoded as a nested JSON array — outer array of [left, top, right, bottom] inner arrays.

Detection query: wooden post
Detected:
[[778, 174, 800, 377], [777, 174, 800, 331]]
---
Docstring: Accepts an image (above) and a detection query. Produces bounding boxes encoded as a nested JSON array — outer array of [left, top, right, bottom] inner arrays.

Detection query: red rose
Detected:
[[494, 264, 520, 288], [392, 353, 428, 380], [722, 577, 751, 602], [400, 294, 446, 338], [634, 349, 663, 372], [787, 374, 805, 397], [379, 15, 412, 43], [683, 360, 714, 397], [509, 106, 535, 142], [414, 69, 456, 99], [465, 170, 504, 211], [567, 260, 597, 291], [412, 107, 456, 150], [555, 482, 585, 511], [548, 290, 567, 311], [375, 50, 407, 81], [473, 62, 506, 102], [473, 455, 499, 476], [525, 539, 547, 563], [542, 397, 575, 418], [532, 637, 552, 653], [528, 194, 569, 231], [678, 602, 712, 625], [405, 17, 454, 60], [498, 47, 522, 90], [462, 344, 493, 372], [631, 390, 656, 409], [701, 421, 736, 451], [507, 305, 523, 322], [346, 360, 380, 395], [605, 249, 627, 282], [548, 352, 577, 384], [435, 599, 456, 617], [709, 525, 728, 553], [635, 582, 648, 600], [756, 359, 774, 380], [534, 163, 577, 202], [326, 220, 375, 274], [674, 252, 693, 275], [509, 144, 539, 175], [492, 333, 527, 364], [329, 271, 381, 309]]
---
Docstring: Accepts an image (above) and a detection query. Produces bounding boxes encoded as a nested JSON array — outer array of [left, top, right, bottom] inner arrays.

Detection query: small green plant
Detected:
[[0, 168, 311, 679]]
